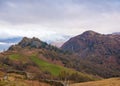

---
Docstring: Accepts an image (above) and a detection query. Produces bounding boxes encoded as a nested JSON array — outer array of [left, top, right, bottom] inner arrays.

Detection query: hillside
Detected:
[[70, 78, 120, 86], [0, 37, 98, 84], [61, 30, 120, 78]]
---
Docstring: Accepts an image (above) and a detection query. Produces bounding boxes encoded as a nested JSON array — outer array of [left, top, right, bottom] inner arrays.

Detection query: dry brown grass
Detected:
[[24, 80, 50, 86], [0, 72, 50, 86], [0, 80, 50, 86], [70, 78, 120, 86]]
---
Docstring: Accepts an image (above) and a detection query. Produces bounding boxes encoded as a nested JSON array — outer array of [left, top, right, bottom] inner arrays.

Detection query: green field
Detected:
[[30, 55, 72, 76], [30, 55, 98, 82], [9, 54, 21, 60]]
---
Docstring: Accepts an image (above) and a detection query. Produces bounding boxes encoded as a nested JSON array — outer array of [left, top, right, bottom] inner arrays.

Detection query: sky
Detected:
[[0, 0, 120, 40]]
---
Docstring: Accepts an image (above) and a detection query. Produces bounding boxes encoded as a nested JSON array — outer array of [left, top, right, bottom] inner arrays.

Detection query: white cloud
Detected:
[[0, 42, 15, 45], [0, 42, 16, 52], [0, 22, 69, 41]]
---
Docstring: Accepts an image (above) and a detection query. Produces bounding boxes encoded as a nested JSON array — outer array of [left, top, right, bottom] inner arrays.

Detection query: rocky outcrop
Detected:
[[8, 37, 48, 50]]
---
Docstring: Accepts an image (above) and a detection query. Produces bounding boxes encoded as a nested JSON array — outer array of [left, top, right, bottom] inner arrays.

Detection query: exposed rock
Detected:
[[8, 37, 48, 50]]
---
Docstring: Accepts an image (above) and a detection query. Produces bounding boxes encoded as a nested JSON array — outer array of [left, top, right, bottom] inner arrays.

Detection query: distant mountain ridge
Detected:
[[0, 37, 22, 43], [112, 32, 120, 35]]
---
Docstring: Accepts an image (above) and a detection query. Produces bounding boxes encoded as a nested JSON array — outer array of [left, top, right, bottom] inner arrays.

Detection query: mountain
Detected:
[[0, 35, 70, 52], [0, 32, 119, 83], [112, 32, 120, 35], [46, 35, 71, 48], [0, 37, 98, 84], [61, 30, 120, 78]]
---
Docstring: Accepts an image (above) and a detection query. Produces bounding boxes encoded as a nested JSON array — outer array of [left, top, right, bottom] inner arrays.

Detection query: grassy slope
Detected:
[[70, 78, 120, 86], [9, 53, 29, 62], [9, 53, 72, 76], [8, 53, 97, 81], [9, 54, 21, 60], [30, 54, 96, 80], [30, 56, 68, 76]]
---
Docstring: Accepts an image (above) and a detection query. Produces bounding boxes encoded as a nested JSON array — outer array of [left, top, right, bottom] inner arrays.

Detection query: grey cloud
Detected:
[[0, 0, 120, 35], [1, 0, 120, 24]]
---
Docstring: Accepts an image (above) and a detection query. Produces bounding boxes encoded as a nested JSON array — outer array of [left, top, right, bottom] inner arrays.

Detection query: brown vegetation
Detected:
[[61, 30, 120, 78], [70, 78, 120, 86]]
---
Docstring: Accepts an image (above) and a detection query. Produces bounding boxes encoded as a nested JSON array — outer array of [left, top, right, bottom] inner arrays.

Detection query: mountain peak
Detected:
[[81, 30, 100, 37], [18, 37, 47, 48], [8, 37, 48, 50], [21, 37, 41, 43], [61, 30, 120, 58]]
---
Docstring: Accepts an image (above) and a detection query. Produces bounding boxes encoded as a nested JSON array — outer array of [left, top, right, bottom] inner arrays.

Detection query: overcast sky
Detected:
[[0, 0, 120, 39]]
